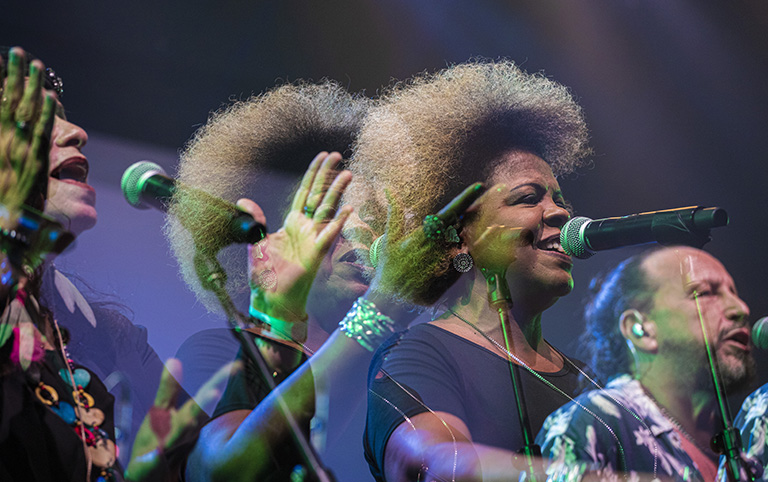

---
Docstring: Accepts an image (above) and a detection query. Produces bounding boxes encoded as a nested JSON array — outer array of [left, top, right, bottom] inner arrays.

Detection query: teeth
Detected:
[[541, 239, 566, 254]]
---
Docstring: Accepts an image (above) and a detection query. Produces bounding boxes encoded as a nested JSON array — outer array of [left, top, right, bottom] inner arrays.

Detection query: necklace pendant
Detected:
[[88, 438, 116, 468], [59, 367, 91, 388], [72, 387, 95, 409], [51, 401, 78, 425], [76, 406, 106, 427], [34, 382, 59, 406]]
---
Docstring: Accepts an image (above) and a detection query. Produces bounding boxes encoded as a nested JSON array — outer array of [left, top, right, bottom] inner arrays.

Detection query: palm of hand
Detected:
[[250, 210, 330, 318], [248, 151, 353, 322]]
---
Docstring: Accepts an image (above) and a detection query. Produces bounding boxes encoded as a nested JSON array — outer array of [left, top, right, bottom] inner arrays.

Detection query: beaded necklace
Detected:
[[29, 308, 118, 481]]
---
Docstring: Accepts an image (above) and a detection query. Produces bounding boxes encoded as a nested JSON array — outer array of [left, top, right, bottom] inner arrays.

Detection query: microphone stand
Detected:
[[698, 306, 757, 482], [484, 269, 541, 481], [193, 247, 336, 482]]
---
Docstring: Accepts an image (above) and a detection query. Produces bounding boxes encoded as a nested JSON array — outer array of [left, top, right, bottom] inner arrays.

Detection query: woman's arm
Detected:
[[188, 329, 371, 482], [384, 412, 527, 482]]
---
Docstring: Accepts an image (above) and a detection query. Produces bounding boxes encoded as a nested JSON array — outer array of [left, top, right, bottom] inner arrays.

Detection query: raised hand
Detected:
[[0, 47, 56, 218], [244, 151, 353, 325], [1, 47, 58, 302], [369, 182, 486, 307]]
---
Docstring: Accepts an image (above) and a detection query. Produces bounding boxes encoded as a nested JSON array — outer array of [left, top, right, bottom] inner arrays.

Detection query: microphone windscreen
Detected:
[[752, 317, 768, 350], [560, 216, 593, 259], [121, 161, 166, 208]]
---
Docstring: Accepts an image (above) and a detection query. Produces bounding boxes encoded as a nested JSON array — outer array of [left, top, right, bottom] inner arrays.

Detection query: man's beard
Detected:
[[716, 348, 756, 392], [661, 338, 755, 392]]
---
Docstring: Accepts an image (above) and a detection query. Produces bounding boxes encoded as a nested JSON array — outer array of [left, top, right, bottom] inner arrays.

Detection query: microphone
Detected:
[[121, 161, 266, 246], [752, 317, 768, 350], [560, 206, 728, 259]]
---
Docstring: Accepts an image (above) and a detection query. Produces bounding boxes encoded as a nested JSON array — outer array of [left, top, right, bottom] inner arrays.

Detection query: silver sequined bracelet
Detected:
[[339, 297, 396, 351]]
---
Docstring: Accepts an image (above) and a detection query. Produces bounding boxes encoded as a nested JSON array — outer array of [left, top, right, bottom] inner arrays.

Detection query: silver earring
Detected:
[[631, 322, 645, 338], [452, 253, 473, 273]]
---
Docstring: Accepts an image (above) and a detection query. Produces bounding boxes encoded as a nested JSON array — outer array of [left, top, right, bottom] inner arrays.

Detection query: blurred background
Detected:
[[4, 0, 768, 456]]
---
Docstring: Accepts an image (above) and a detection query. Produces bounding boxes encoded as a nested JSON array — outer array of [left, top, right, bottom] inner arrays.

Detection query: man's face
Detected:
[[642, 247, 754, 390]]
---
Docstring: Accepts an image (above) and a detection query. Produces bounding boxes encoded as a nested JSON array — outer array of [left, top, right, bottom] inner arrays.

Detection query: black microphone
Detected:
[[752, 317, 768, 350], [560, 206, 728, 259], [121, 161, 266, 246]]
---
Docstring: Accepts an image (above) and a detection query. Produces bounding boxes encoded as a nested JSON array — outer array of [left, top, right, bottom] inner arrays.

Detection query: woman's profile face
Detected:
[[45, 98, 95, 237], [3, 66, 95, 237], [466, 150, 574, 306], [307, 210, 376, 330]]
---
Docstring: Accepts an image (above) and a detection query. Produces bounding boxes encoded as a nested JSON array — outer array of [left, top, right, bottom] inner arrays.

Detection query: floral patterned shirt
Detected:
[[536, 375, 706, 482], [733, 383, 768, 479]]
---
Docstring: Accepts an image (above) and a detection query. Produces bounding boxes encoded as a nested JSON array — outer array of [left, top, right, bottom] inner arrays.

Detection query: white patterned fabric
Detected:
[[732, 383, 768, 480], [537, 375, 707, 482]]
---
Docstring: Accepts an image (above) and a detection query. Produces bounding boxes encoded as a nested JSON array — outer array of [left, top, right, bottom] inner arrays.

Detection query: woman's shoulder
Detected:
[[370, 323, 456, 368], [372, 321, 485, 369]]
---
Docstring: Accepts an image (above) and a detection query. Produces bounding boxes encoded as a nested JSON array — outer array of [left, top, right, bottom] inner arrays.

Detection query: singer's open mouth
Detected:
[[51, 157, 89, 183], [339, 248, 372, 267], [723, 329, 751, 351]]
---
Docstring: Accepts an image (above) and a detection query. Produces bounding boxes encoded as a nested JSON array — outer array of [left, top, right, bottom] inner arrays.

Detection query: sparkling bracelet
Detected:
[[339, 297, 396, 351], [249, 306, 308, 342]]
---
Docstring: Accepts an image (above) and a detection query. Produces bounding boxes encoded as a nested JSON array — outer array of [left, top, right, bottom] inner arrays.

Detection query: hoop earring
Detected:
[[452, 253, 473, 273]]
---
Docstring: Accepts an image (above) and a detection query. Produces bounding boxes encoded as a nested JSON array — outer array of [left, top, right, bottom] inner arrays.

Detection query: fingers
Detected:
[[436, 182, 486, 224], [422, 183, 487, 243], [12, 60, 44, 165], [189, 360, 241, 416], [236, 198, 268, 226], [26, 93, 55, 202], [0, 48, 52, 210], [315, 204, 353, 250], [466, 182, 507, 213], [153, 358, 184, 409], [0, 47, 25, 130], [312, 169, 352, 221], [17, 92, 55, 209], [468, 183, 533, 273], [473, 224, 527, 250], [303, 152, 343, 217], [290, 151, 328, 213], [15, 59, 44, 127]]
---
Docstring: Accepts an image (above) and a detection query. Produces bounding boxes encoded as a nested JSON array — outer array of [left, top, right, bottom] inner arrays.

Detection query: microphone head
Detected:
[[121, 161, 166, 209], [752, 317, 768, 350], [560, 216, 594, 259]]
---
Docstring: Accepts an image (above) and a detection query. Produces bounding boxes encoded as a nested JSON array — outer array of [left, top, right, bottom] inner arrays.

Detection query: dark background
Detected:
[[4, 0, 768, 449]]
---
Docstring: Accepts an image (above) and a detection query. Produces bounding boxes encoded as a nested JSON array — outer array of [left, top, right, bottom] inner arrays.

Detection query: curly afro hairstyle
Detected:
[[165, 80, 370, 313], [347, 59, 592, 305]]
